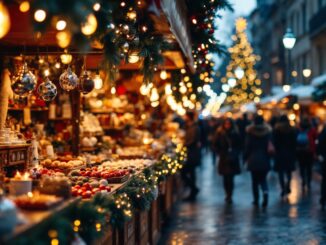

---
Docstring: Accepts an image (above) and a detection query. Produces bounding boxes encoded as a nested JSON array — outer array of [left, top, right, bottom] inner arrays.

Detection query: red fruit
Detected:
[[74, 185, 81, 189], [99, 185, 106, 190], [106, 187, 111, 192], [92, 188, 100, 193], [72, 189, 78, 196], [82, 190, 92, 199], [77, 189, 83, 195]]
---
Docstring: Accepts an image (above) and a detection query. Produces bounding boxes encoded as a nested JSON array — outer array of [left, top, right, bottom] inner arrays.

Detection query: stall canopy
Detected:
[[288, 85, 315, 104], [312, 73, 326, 87]]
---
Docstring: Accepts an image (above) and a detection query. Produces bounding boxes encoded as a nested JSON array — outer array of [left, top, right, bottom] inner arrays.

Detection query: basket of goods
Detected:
[[14, 192, 63, 210], [40, 156, 86, 174]]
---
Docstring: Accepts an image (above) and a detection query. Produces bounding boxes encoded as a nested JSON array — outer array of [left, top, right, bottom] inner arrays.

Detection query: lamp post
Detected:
[[283, 28, 296, 86]]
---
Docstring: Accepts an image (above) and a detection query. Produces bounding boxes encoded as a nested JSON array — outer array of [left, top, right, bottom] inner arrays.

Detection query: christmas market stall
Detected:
[[0, 0, 231, 244]]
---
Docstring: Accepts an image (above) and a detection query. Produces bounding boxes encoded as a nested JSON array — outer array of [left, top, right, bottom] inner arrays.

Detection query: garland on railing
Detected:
[[4, 0, 170, 83], [9, 144, 186, 244]]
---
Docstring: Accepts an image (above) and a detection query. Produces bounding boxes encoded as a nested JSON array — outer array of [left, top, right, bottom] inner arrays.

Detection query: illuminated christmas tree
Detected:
[[222, 17, 262, 108]]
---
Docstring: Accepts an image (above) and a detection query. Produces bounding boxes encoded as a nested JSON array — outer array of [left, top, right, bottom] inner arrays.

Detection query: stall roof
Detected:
[[1, 2, 191, 71], [312, 73, 326, 87]]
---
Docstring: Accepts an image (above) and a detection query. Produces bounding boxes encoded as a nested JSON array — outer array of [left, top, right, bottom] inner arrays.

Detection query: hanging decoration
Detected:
[[79, 70, 94, 94], [11, 63, 37, 97], [37, 77, 57, 101], [0, 1, 10, 39], [59, 66, 79, 91]]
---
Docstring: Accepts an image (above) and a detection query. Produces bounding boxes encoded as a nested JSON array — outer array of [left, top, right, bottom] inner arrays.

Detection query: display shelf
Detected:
[[1, 197, 80, 244], [8, 107, 49, 112], [48, 118, 71, 121]]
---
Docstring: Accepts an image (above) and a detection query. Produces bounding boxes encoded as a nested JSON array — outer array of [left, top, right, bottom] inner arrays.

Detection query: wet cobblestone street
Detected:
[[159, 153, 326, 245]]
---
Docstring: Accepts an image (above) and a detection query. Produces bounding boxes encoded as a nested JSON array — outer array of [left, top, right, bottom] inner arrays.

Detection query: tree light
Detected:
[[160, 70, 168, 80], [235, 67, 244, 79], [93, 3, 101, 11], [56, 20, 67, 31], [60, 53, 72, 64], [19, 1, 30, 13], [56, 31, 71, 48], [81, 14, 97, 35], [228, 78, 237, 88], [0, 2, 10, 39], [34, 9, 46, 22], [128, 52, 139, 63], [222, 84, 230, 92], [93, 74, 103, 90], [111, 86, 116, 94]]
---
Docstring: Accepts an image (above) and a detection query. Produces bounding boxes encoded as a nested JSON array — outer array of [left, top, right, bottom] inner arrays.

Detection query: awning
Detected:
[[240, 102, 256, 113], [159, 0, 195, 72], [289, 85, 314, 101], [312, 73, 326, 87]]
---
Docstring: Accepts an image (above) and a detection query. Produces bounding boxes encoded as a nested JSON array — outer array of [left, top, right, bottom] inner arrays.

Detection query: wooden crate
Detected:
[[172, 174, 183, 203], [135, 210, 149, 245], [148, 199, 160, 245], [118, 216, 135, 245], [0, 144, 30, 177], [164, 176, 173, 215], [93, 225, 113, 245]]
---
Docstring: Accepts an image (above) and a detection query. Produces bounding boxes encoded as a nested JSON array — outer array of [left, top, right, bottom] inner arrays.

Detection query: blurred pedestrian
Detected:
[[317, 123, 326, 208], [273, 115, 297, 197], [182, 111, 201, 201], [296, 117, 317, 191], [213, 118, 241, 204], [236, 113, 251, 151], [244, 115, 272, 207]]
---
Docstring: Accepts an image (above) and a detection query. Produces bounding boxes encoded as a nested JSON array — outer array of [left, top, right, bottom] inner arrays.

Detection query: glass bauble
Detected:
[[78, 70, 94, 94], [59, 66, 78, 91], [37, 77, 57, 101], [11, 63, 36, 97]]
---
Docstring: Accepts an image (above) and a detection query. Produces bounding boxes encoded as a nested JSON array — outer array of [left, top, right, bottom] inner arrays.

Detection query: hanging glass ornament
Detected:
[[78, 70, 94, 94], [11, 63, 37, 97], [37, 77, 57, 101], [59, 66, 78, 91], [122, 42, 129, 53]]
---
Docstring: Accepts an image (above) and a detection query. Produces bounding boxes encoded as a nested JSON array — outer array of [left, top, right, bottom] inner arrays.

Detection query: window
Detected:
[[302, 3, 306, 33], [318, 0, 323, 9]]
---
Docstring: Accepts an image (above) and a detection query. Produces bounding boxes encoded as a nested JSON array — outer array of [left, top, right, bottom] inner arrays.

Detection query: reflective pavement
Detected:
[[158, 152, 326, 245]]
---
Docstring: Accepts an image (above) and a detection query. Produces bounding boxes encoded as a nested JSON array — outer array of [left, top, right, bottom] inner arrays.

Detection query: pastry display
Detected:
[[9, 172, 32, 196], [14, 192, 63, 210], [40, 157, 86, 171]]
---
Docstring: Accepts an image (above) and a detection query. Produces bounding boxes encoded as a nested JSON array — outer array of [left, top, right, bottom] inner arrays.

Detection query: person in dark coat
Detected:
[[236, 113, 250, 151], [296, 117, 317, 191], [182, 111, 201, 201], [213, 118, 241, 203], [317, 124, 326, 208], [244, 115, 272, 207], [273, 115, 297, 197]]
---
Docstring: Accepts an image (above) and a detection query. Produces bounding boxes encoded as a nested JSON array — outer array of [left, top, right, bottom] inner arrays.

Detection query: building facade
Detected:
[[249, 0, 326, 94]]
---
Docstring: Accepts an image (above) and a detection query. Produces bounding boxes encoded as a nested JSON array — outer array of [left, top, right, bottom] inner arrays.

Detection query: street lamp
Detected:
[[283, 28, 296, 85], [283, 28, 296, 49]]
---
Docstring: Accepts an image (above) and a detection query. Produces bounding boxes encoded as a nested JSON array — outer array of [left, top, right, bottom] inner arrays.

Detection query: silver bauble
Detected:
[[122, 42, 129, 53], [37, 77, 57, 101], [78, 70, 94, 94], [11, 63, 36, 97], [59, 66, 78, 91]]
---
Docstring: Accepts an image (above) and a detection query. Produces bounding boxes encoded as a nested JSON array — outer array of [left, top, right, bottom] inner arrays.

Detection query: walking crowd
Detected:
[[181, 111, 326, 209]]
